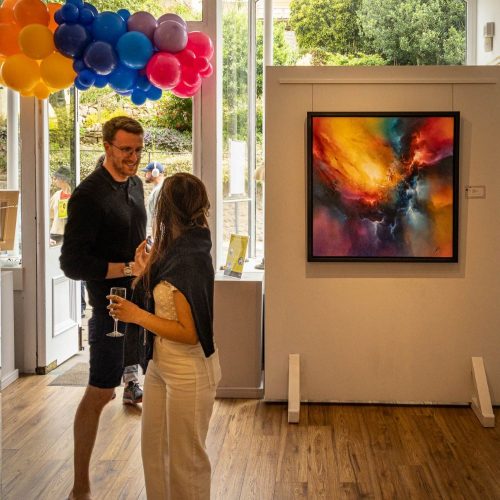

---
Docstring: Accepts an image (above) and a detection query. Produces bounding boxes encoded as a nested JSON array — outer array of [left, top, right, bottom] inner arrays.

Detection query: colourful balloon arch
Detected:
[[0, 0, 214, 103]]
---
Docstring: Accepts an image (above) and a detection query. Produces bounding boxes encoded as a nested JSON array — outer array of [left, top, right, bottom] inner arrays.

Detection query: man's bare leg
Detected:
[[69, 385, 115, 500]]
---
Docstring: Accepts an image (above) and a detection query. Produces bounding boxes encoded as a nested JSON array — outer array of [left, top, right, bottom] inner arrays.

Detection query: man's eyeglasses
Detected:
[[109, 142, 144, 157]]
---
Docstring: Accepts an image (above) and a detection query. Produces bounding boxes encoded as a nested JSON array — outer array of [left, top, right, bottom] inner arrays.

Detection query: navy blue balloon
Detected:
[[67, 0, 84, 8], [78, 69, 97, 87], [54, 9, 66, 26], [74, 75, 91, 91], [83, 2, 98, 16], [108, 65, 138, 92], [54, 23, 92, 58], [92, 12, 127, 45], [131, 89, 147, 105], [117, 9, 131, 21], [79, 7, 95, 26], [136, 75, 151, 92], [93, 74, 108, 88], [146, 85, 162, 101], [60, 3, 80, 24], [83, 41, 118, 75], [73, 59, 87, 73], [116, 32, 153, 70], [116, 89, 133, 96]]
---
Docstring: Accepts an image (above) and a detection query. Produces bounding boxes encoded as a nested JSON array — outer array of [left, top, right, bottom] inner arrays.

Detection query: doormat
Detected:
[[49, 362, 88, 387]]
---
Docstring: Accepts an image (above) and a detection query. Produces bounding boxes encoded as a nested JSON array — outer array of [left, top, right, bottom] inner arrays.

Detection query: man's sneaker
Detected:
[[123, 381, 143, 404]]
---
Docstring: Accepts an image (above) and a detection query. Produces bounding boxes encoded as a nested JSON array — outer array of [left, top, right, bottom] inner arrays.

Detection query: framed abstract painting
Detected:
[[307, 112, 459, 262]]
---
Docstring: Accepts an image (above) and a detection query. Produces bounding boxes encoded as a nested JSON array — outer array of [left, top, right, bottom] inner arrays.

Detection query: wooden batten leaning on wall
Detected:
[[471, 357, 495, 427]]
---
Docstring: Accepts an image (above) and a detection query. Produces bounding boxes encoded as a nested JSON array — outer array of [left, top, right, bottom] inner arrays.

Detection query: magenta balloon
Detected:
[[127, 11, 157, 40], [186, 31, 214, 60], [146, 52, 181, 90], [153, 20, 187, 53], [158, 13, 187, 29]]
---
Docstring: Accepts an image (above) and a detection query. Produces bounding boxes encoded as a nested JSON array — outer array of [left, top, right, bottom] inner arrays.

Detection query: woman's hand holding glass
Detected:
[[107, 293, 143, 324]]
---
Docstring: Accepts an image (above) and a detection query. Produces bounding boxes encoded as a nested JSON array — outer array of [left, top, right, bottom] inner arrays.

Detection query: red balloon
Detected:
[[176, 48, 196, 67], [171, 79, 201, 98], [185, 31, 213, 60], [146, 51, 181, 90], [181, 66, 201, 88], [199, 62, 213, 79], [193, 56, 209, 73]]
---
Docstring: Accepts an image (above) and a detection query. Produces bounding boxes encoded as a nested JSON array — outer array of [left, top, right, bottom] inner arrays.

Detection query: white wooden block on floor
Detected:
[[471, 356, 495, 428], [288, 353, 300, 423]]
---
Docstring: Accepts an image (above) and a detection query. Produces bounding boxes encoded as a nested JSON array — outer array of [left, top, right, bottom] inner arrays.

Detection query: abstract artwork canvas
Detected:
[[307, 112, 459, 262]]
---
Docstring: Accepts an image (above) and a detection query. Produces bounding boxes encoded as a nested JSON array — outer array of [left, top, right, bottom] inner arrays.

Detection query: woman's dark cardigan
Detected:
[[125, 226, 215, 371]]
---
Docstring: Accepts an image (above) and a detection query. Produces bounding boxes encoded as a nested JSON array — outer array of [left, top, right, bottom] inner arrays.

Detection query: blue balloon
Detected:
[[74, 76, 91, 91], [60, 3, 80, 23], [67, 0, 84, 8], [93, 74, 108, 88], [136, 75, 151, 92], [73, 59, 87, 73], [79, 7, 95, 26], [92, 12, 127, 45], [117, 9, 131, 21], [83, 2, 98, 16], [83, 41, 118, 75], [131, 89, 147, 106], [54, 23, 92, 58], [54, 9, 66, 26], [78, 69, 97, 87], [108, 65, 138, 92], [116, 32, 154, 70], [115, 89, 133, 96], [146, 85, 162, 101]]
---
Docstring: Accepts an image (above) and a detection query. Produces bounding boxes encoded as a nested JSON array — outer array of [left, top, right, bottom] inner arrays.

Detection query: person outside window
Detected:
[[49, 166, 72, 246], [60, 116, 149, 500], [109, 173, 221, 500], [143, 160, 165, 236]]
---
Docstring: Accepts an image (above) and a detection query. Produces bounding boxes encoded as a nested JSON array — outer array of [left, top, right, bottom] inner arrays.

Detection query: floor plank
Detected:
[[2, 372, 500, 500]]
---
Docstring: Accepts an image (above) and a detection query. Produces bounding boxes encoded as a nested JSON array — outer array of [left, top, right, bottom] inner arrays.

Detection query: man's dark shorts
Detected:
[[88, 311, 125, 389]]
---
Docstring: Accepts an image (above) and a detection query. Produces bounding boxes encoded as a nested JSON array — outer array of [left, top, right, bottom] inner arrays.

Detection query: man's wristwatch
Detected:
[[123, 262, 134, 277]]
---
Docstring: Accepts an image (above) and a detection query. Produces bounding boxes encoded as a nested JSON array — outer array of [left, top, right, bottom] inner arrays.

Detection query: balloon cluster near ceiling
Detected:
[[0, 0, 214, 103]]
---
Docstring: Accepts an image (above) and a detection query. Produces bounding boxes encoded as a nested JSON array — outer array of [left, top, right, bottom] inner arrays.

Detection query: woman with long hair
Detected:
[[108, 173, 221, 499]]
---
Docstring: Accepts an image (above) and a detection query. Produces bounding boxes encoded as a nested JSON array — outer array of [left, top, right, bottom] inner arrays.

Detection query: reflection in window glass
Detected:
[[0, 88, 7, 190], [48, 89, 76, 246]]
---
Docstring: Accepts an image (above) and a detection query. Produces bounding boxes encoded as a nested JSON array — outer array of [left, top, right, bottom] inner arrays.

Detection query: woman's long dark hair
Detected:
[[137, 172, 210, 292]]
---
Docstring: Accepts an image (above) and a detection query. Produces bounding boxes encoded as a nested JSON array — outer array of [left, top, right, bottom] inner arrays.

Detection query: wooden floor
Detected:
[[1, 368, 500, 500]]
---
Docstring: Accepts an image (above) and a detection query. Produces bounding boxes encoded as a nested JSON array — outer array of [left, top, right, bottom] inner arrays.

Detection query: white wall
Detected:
[[264, 66, 500, 404], [477, 0, 500, 64]]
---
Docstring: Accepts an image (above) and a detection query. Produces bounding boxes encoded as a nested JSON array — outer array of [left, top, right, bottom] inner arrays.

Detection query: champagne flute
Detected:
[[107, 287, 127, 337]]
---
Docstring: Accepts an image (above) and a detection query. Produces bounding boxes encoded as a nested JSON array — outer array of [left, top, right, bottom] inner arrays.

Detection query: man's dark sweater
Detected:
[[60, 166, 146, 312]]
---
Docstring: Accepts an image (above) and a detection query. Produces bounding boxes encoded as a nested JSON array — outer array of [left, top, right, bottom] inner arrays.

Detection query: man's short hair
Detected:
[[102, 116, 144, 143]]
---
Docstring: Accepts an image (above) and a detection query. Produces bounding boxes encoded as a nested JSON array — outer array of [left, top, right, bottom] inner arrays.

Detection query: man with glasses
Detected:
[[61, 116, 148, 500]]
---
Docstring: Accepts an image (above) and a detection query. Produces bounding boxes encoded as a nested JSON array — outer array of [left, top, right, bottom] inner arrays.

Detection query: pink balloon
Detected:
[[199, 62, 213, 78], [146, 52, 181, 90], [186, 31, 213, 60], [171, 79, 201, 98]]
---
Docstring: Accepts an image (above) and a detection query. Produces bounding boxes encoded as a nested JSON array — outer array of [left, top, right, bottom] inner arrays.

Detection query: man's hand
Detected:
[[133, 240, 150, 276]]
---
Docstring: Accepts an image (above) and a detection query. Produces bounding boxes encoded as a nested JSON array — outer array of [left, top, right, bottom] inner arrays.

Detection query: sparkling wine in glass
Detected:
[[107, 287, 127, 338]]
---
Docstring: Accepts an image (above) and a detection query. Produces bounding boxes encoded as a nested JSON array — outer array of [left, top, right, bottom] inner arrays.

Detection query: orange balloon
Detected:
[[47, 3, 61, 33], [1, 0, 19, 9], [19, 24, 55, 59], [14, 0, 49, 27], [40, 51, 75, 90], [33, 80, 52, 99], [1, 52, 40, 91], [0, 6, 15, 23], [0, 23, 21, 57]]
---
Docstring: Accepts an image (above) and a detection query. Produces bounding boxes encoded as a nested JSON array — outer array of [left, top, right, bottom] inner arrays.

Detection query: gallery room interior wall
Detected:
[[477, 0, 500, 64], [264, 65, 500, 404]]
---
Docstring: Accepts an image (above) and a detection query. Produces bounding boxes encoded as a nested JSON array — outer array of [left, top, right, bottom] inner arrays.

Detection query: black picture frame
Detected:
[[307, 111, 460, 262]]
